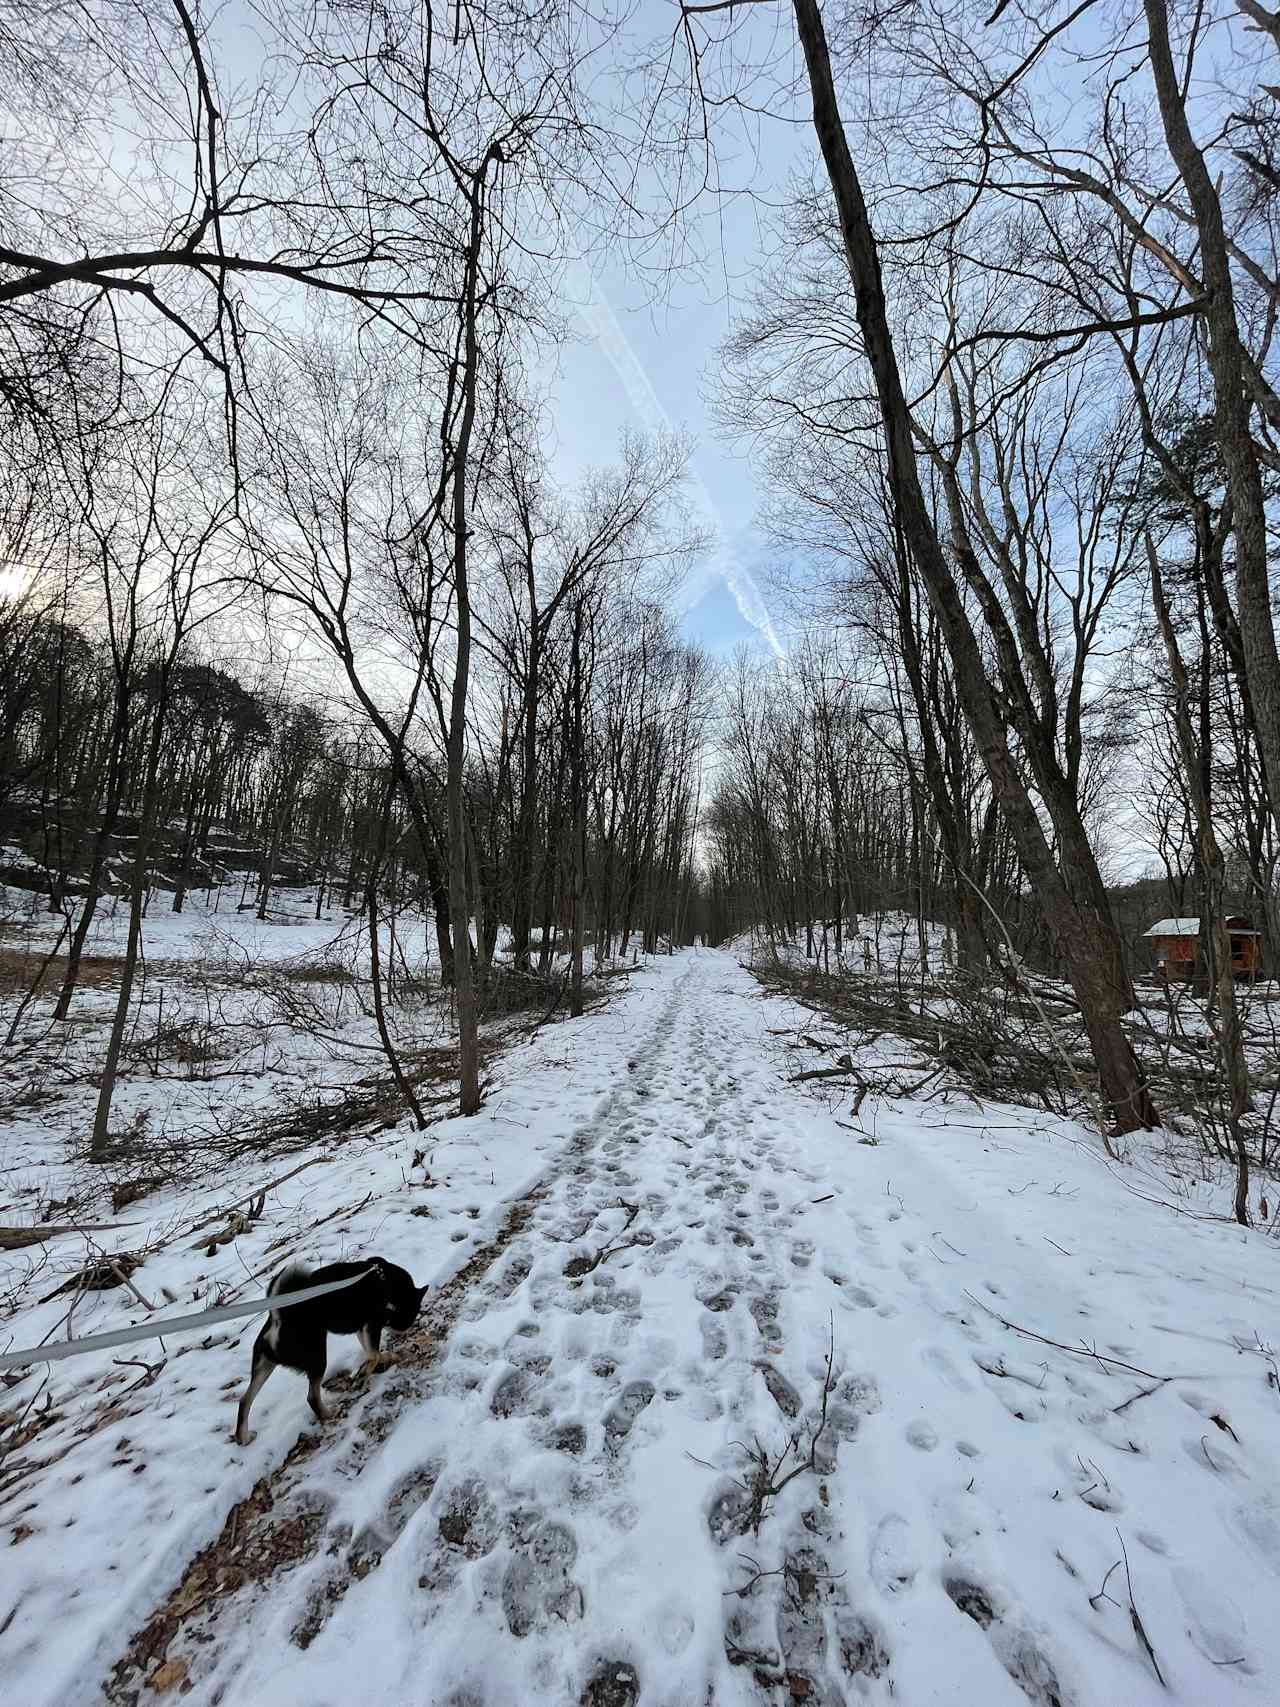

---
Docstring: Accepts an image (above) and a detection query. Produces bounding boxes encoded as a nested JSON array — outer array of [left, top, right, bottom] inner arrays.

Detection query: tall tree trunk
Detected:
[[791, 0, 1157, 1132], [55, 691, 131, 1021], [889, 520, 987, 973], [445, 163, 493, 1118], [510, 616, 541, 971], [367, 784, 427, 1130], [90, 685, 167, 1160], [1149, 536, 1251, 1223], [569, 601, 587, 1017], [1143, 0, 1280, 851]]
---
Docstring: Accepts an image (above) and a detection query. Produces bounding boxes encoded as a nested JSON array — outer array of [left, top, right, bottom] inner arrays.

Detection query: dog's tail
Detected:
[[267, 1262, 312, 1320]]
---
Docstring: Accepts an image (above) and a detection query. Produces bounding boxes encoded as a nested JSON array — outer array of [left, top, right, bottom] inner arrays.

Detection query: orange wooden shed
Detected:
[[1143, 916, 1261, 982]]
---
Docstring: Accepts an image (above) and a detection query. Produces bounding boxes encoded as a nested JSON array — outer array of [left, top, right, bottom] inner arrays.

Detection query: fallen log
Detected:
[[0, 1221, 136, 1251]]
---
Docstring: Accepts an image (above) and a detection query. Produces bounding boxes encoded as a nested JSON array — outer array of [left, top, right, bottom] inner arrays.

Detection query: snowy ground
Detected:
[[0, 881, 607, 1241], [4, 947, 1280, 1705]]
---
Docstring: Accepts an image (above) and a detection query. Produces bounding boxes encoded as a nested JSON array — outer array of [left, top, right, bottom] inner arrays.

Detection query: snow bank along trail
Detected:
[[103, 950, 1280, 1704]]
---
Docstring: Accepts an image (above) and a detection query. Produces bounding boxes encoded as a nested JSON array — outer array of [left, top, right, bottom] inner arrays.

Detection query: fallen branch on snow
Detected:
[[962, 1290, 1196, 1384], [563, 1200, 651, 1277]]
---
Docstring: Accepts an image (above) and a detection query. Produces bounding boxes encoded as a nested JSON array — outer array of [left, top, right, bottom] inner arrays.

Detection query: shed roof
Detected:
[[1143, 917, 1261, 938], [1144, 918, 1200, 937]]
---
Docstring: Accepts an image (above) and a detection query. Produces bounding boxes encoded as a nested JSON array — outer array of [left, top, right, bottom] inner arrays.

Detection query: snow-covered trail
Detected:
[[105, 950, 1280, 1706]]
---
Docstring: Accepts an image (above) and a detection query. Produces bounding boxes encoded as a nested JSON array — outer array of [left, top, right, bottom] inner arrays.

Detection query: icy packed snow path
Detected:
[[94, 950, 1280, 1705]]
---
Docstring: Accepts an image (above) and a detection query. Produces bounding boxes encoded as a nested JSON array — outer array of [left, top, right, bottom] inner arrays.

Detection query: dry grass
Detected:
[[0, 945, 125, 996], [274, 954, 359, 986]]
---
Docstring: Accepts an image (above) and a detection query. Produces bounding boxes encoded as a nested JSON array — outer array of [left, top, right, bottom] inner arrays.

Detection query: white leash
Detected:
[[0, 1271, 369, 1372]]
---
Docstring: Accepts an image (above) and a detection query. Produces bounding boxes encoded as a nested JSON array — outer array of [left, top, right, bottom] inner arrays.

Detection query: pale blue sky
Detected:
[[546, 260, 787, 661]]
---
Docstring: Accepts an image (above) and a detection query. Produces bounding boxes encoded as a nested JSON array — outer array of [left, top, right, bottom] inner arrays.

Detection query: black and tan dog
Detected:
[[234, 1258, 426, 1444]]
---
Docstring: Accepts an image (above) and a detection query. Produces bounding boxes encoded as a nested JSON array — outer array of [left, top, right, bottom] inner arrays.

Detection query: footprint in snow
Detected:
[[922, 1346, 972, 1391], [759, 1362, 803, 1420], [501, 1509, 583, 1636], [749, 1293, 782, 1341], [435, 1476, 501, 1558], [1054, 1447, 1124, 1513], [906, 1418, 938, 1451], [1172, 1562, 1256, 1672], [944, 1579, 1068, 1707], [489, 1367, 546, 1419], [708, 1482, 753, 1545], [1184, 1433, 1242, 1476], [868, 1514, 919, 1595], [655, 1602, 695, 1656], [700, 1317, 728, 1361], [604, 1380, 655, 1446], [579, 1660, 640, 1706], [291, 1465, 440, 1648], [774, 1543, 892, 1703], [986, 1382, 1047, 1424]]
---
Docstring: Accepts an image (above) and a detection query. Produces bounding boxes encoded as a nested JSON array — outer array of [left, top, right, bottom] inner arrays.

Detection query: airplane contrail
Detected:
[[565, 259, 785, 659]]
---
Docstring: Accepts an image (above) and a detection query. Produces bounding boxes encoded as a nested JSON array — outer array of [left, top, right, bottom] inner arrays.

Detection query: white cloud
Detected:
[[565, 260, 784, 658]]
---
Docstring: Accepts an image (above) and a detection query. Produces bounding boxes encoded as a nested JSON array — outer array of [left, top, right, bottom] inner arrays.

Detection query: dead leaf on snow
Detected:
[[148, 1656, 188, 1693]]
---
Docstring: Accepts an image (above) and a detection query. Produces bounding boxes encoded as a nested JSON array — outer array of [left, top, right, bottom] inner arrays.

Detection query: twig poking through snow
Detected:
[[1088, 1559, 1122, 1612], [1118, 1531, 1167, 1689], [1112, 1379, 1170, 1415]]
